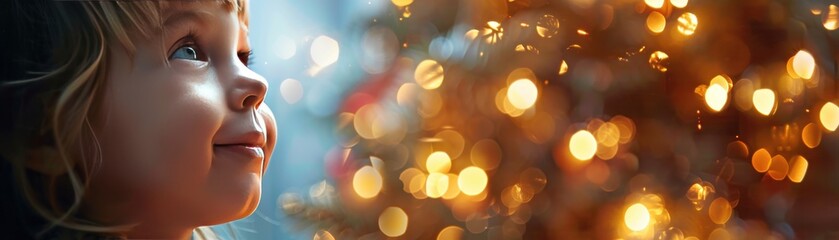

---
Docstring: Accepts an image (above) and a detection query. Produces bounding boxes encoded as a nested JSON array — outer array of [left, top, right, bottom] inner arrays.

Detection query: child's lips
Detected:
[[213, 144, 265, 161]]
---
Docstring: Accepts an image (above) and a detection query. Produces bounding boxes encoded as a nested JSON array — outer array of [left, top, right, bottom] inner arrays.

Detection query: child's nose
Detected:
[[227, 65, 268, 111]]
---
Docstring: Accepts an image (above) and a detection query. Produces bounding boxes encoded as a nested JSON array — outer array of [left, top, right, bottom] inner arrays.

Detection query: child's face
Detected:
[[89, 0, 276, 229]]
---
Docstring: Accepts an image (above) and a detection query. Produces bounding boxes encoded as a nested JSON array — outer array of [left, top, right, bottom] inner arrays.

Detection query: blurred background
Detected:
[[216, 0, 384, 239], [217, 0, 839, 239]]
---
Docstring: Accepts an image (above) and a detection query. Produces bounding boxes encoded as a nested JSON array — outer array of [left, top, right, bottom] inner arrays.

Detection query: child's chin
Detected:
[[201, 192, 261, 225], [202, 177, 262, 224]]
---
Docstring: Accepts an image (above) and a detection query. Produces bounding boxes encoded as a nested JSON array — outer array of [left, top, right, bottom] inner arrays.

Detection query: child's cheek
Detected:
[[153, 72, 226, 193], [105, 66, 226, 200]]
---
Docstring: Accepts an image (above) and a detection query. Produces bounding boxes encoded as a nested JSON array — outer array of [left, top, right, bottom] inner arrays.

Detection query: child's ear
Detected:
[[24, 146, 70, 176]]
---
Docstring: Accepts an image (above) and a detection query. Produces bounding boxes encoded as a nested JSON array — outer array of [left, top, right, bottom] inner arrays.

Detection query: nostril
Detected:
[[242, 95, 259, 109]]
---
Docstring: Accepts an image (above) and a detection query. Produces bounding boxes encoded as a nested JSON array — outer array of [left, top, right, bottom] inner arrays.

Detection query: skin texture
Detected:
[[80, 1, 276, 239]]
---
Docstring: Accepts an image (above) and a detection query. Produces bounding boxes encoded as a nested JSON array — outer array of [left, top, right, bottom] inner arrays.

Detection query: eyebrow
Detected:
[[163, 10, 214, 29]]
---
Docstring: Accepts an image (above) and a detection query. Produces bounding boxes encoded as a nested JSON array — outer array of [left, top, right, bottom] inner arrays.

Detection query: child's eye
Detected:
[[170, 45, 206, 61]]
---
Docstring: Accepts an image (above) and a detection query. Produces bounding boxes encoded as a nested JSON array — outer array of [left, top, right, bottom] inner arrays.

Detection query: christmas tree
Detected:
[[280, 0, 839, 239]]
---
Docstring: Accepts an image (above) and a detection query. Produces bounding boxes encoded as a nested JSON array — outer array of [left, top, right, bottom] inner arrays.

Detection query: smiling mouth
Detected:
[[213, 144, 264, 160]]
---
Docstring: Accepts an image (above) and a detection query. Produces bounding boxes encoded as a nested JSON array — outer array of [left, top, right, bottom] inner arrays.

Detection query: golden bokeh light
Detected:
[[802, 123, 822, 148], [415, 59, 445, 90], [708, 228, 731, 240], [820, 102, 839, 131], [354, 104, 380, 140], [645, 0, 665, 9], [648, 51, 669, 72], [437, 226, 464, 240], [791, 50, 816, 79], [646, 12, 666, 34], [768, 155, 789, 181], [788, 155, 809, 183], [752, 88, 776, 116], [313, 230, 336, 240], [353, 166, 383, 199], [425, 172, 449, 198], [558, 60, 569, 75], [751, 148, 771, 173], [710, 75, 732, 92], [458, 166, 488, 196], [408, 172, 427, 197], [426, 151, 452, 173], [704, 84, 728, 112], [537, 14, 560, 38], [708, 197, 732, 225], [677, 12, 699, 36], [624, 203, 651, 232], [391, 0, 413, 7], [596, 122, 621, 147], [434, 130, 466, 159], [399, 168, 423, 193], [670, 0, 688, 8], [507, 79, 539, 110], [824, 4, 838, 30], [569, 130, 598, 161], [396, 83, 420, 106], [496, 87, 526, 117], [610, 115, 636, 144], [310, 36, 340, 67], [379, 207, 408, 237], [686, 182, 709, 210], [487, 21, 501, 31]]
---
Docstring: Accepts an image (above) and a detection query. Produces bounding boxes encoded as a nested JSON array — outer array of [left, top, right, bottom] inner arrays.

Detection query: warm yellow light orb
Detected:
[[646, 12, 666, 33], [704, 84, 728, 112], [425, 172, 449, 198], [677, 12, 698, 36], [768, 155, 789, 181], [415, 59, 445, 90], [379, 207, 408, 237], [791, 50, 816, 79], [802, 123, 822, 148], [752, 148, 771, 173], [558, 60, 569, 75], [820, 102, 839, 131], [352, 166, 383, 199], [569, 130, 597, 161], [708, 197, 732, 225], [752, 88, 776, 116], [645, 0, 665, 9], [313, 230, 336, 240], [825, 5, 839, 30], [670, 0, 688, 8], [426, 151, 452, 173], [788, 155, 808, 183], [506, 79, 539, 110], [458, 166, 488, 196], [391, 0, 413, 7], [709, 75, 731, 92], [436, 226, 464, 240], [624, 203, 651, 232]]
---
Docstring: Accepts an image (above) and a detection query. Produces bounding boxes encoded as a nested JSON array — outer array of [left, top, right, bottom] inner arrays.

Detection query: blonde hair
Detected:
[[1, 0, 243, 237]]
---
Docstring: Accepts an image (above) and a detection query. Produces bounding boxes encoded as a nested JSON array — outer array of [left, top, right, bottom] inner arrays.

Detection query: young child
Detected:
[[0, 0, 276, 239]]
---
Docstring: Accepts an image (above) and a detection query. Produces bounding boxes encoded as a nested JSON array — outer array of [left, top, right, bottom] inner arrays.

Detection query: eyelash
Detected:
[[238, 50, 254, 67], [170, 31, 254, 67]]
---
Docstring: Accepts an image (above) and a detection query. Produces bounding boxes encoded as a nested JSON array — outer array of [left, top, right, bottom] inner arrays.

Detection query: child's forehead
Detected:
[[160, 0, 247, 23]]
